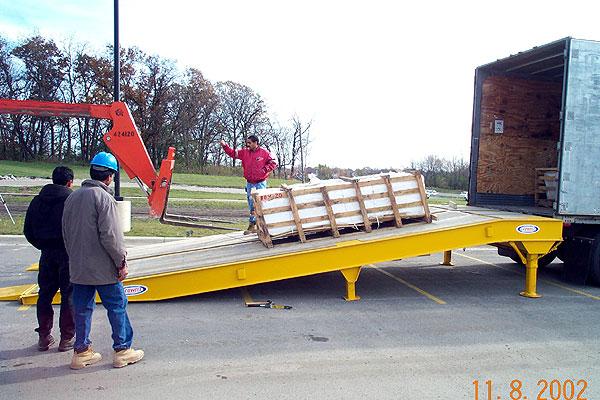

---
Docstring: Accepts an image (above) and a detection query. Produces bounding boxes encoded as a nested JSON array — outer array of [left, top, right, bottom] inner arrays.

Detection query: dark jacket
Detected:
[[62, 179, 127, 285], [24, 184, 72, 251]]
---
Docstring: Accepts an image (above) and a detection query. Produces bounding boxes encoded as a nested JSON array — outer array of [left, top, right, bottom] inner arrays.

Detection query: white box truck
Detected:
[[469, 37, 600, 284]]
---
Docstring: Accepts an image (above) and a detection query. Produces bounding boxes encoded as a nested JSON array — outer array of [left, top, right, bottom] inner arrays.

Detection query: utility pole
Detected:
[[113, 0, 123, 200]]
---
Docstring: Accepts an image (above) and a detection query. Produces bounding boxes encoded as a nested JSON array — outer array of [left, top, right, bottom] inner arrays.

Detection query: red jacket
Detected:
[[222, 143, 277, 183]]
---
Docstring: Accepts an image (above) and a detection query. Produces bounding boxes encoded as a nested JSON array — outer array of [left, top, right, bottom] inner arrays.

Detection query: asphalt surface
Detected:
[[1, 237, 599, 399]]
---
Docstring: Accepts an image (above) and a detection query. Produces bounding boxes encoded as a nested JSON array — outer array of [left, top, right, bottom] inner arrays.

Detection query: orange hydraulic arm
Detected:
[[0, 99, 173, 217]]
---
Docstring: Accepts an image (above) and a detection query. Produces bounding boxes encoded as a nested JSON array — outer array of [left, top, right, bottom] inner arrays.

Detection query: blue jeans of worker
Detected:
[[246, 181, 267, 223], [72, 282, 133, 353]]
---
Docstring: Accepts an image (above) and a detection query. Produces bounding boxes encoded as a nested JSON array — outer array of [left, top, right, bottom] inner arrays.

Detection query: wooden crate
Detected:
[[251, 172, 432, 248]]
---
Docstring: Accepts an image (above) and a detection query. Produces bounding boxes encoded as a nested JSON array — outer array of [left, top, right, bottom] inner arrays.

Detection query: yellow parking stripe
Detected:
[[456, 253, 600, 301], [26, 263, 39, 271], [369, 264, 446, 305], [18, 305, 32, 311]]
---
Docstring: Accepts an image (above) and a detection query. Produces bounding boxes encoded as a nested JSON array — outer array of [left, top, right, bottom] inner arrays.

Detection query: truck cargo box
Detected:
[[469, 37, 600, 224]]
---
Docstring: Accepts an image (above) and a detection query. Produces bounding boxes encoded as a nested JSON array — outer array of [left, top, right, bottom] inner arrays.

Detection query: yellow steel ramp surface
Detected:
[[13, 206, 562, 304]]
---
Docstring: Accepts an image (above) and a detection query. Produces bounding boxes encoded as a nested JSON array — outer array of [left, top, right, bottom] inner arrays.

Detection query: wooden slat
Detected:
[[281, 185, 306, 243], [333, 210, 364, 219], [388, 175, 417, 185], [330, 196, 359, 205], [382, 174, 402, 227], [262, 205, 294, 215], [351, 179, 371, 232], [266, 214, 330, 229], [320, 186, 339, 237], [275, 175, 418, 197], [413, 171, 432, 223], [252, 192, 273, 248], [297, 200, 330, 210], [396, 200, 426, 209]]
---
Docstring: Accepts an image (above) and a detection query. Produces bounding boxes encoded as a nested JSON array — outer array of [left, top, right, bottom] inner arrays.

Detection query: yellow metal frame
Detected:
[[13, 216, 562, 305]]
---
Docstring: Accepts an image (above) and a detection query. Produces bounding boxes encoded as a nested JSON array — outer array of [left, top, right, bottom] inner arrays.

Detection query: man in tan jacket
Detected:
[[62, 152, 144, 370]]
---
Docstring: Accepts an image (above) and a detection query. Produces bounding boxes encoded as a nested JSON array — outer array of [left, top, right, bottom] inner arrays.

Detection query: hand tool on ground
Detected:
[[246, 300, 292, 310]]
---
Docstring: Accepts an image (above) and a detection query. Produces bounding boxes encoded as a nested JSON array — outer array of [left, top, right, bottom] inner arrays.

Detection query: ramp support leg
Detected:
[[340, 266, 362, 301], [440, 250, 453, 266], [520, 254, 541, 298]]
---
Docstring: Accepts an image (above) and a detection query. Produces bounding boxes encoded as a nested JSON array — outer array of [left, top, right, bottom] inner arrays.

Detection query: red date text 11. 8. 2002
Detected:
[[472, 379, 589, 400]]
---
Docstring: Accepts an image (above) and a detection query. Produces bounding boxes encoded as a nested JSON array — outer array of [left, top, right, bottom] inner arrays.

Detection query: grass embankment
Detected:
[[0, 160, 297, 188], [0, 186, 248, 209]]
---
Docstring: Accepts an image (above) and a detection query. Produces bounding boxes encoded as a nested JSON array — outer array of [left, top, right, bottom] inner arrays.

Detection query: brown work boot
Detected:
[[58, 337, 75, 352], [38, 334, 55, 351], [113, 348, 144, 368], [243, 222, 257, 235], [70, 347, 102, 370]]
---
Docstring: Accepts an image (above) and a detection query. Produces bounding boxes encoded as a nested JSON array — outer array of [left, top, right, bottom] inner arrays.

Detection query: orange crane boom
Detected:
[[0, 99, 170, 219]]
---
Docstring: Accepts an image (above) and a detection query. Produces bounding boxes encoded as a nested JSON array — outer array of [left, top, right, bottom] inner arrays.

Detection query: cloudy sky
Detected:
[[1, 0, 600, 168]]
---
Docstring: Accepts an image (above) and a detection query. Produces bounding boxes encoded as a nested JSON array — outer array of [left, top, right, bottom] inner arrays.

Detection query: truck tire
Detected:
[[508, 251, 557, 268], [589, 234, 600, 286]]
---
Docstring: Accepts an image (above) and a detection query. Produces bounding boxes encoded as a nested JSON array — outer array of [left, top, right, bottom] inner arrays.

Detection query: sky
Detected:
[[1, 0, 600, 169]]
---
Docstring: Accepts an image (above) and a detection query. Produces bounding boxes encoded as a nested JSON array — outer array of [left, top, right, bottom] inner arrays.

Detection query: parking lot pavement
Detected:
[[1, 242, 599, 399]]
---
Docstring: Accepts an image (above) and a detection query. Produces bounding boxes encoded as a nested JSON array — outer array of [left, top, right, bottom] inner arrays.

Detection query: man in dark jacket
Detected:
[[24, 166, 75, 352]]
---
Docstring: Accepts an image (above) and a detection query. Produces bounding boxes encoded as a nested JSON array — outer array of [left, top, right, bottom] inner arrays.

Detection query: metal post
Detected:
[[520, 254, 542, 298], [113, 0, 122, 200], [440, 250, 453, 266]]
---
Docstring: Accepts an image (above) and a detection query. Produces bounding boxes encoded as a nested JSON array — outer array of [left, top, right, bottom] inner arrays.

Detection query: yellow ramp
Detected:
[[15, 206, 563, 305]]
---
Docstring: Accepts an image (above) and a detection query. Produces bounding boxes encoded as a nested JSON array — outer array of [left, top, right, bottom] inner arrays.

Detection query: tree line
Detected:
[[0, 34, 311, 178], [312, 154, 469, 190]]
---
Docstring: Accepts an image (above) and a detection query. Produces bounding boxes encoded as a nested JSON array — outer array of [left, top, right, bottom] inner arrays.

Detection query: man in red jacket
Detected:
[[220, 135, 277, 234]]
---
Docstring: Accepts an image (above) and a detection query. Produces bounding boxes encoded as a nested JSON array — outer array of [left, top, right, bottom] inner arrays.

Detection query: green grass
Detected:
[[0, 160, 90, 178], [0, 214, 246, 237], [0, 192, 247, 210], [0, 159, 298, 188], [0, 214, 23, 234], [128, 198, 246, 209], [123, 187, 245, 200], [428, 197, 466, 206], [172, 172, 297, 188], [0, 185, 245, 200]]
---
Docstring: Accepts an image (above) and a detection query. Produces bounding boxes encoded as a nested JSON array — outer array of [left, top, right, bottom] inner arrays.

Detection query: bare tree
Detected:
[[215, 81, 265, 167], [289, 116, 312, 181], [11, 35, 67, 159]]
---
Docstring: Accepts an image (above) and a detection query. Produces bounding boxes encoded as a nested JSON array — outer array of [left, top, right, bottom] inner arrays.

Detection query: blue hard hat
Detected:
[[90, 152, 118, 172]]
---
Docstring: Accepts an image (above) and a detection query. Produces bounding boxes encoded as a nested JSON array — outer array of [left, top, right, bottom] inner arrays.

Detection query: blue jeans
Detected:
[[246, 181, 267, 223], [72, 282, 133, 352]]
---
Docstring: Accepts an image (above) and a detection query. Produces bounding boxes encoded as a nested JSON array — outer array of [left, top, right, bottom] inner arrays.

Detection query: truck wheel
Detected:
[[589, 234, 600, 286], [509, 251, 557, 268]]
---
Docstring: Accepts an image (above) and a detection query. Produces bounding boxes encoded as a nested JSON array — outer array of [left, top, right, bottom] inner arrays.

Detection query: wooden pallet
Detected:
[[252, 172, 432, 248], [534, 167, 558, 208]]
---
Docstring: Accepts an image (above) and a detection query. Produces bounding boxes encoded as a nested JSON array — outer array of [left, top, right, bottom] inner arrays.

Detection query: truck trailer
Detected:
[[469, 37, 600, 284]]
